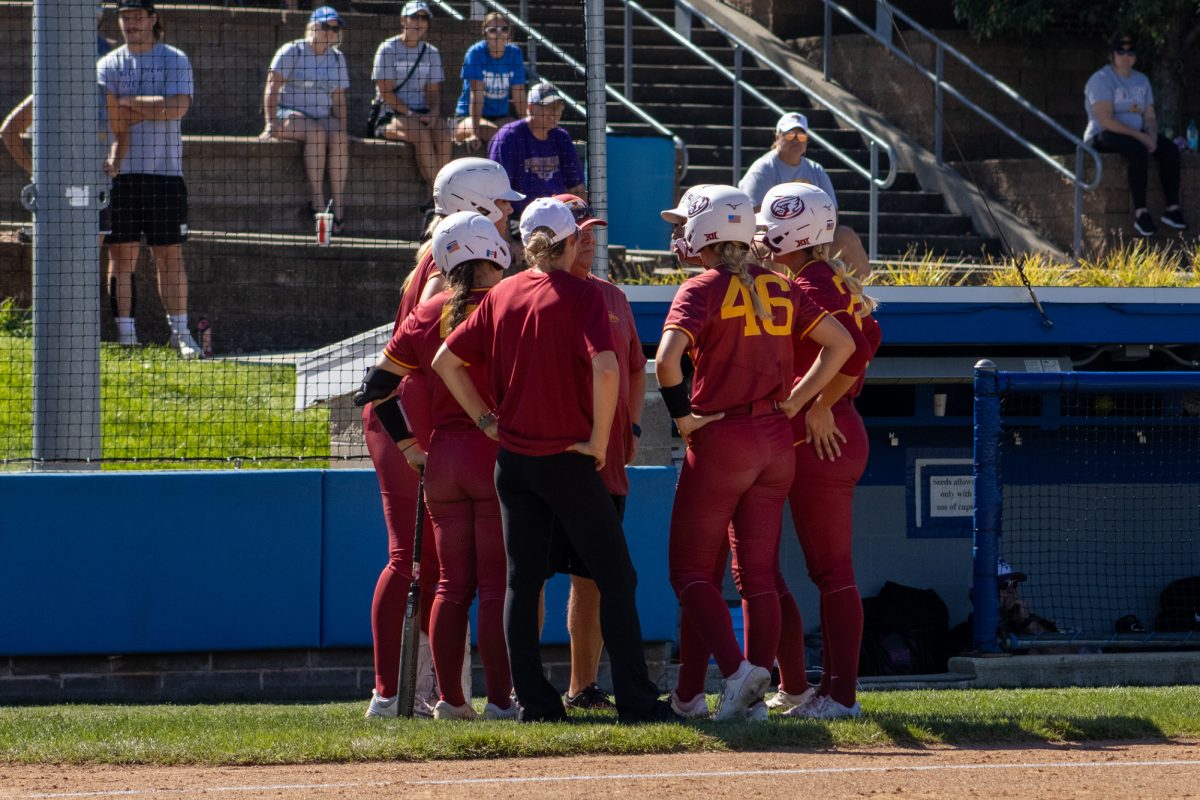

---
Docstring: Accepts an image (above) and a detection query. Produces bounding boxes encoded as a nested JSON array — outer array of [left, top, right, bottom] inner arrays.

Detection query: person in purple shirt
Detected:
[[487, 82, 585, 215]]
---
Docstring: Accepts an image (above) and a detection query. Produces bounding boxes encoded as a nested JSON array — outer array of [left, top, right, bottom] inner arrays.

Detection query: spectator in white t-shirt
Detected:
[[1083, 34, 1187, 237], [739, 112, 869, 278], [261, 6, 351, 234], [372, 1, 450, 192]]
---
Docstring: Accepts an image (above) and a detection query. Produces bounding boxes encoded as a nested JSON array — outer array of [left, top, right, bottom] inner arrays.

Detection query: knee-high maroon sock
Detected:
[[371, 562, 409, 697], [775, 591, 810, 694], [679, 583, 743, 677], [742, 590, 780, 670], [674, 606, 711, 702], [822, 585, 863, 707], [476, 596, 513, 707], [430, 596, 469, 706]]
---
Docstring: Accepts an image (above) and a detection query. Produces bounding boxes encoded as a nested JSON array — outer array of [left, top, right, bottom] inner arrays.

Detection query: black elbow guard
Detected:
[[659, 381, 692, 419], [373, 399, 413, 444], [353, 366, 402, 407]]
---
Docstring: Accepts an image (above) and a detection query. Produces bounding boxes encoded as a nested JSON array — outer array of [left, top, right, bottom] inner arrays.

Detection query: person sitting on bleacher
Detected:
[[488, 82, 585, 218], [260, 6, 350, 234], [372, 1, 451, 193], [739, 112, 869, 278], [454, 12, 527, 151]]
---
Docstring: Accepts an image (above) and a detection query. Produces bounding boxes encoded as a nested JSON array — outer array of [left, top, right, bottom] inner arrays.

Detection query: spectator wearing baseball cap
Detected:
[[1083, 33, 1188, 236], [434, 195, 676, 724], [454, 12, 528, 150], [738, 111, 870, 278], [371, 0, 450, 191], [260, 4, 351, 233], [488, 81, 585, 215]]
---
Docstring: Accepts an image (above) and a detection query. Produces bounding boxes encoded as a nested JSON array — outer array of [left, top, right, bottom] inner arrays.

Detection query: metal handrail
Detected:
[[823, 0, 1103, 255], [428, 1, 465, 21], [472, 0, 688, 176], [621, 0, 897, 259]]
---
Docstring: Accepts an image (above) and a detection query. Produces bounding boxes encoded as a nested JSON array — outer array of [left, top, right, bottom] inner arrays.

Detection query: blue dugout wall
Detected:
[[0, 467, 679, 657]]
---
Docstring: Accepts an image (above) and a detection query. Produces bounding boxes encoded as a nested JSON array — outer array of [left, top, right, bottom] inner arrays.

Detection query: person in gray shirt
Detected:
[[261, 6, 351, 234], [739, 112, 869, 278], [1083, 34, 1187, 237], [372, 1, 450, 194], [98, 0, 199, 359]]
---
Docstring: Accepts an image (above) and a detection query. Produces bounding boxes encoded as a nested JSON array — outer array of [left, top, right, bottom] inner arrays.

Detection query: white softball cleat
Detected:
[[784, 694, 862, 720], [482, 701, 520, 720], [765, 686, 817, 713], [744, 700, 769, 722], [172, 331, 200, 360], [433, 700, 479, 720], [713, 661, 771, 722], [669, 689, 710, 719], [364, 690, 398, 719]]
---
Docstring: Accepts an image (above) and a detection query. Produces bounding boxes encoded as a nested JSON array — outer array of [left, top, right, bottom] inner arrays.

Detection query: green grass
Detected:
[[0, 337, 329, 469], [1, 687, 1198, 765]]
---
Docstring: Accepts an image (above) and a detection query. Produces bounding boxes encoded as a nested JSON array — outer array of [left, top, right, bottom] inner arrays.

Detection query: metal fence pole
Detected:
[[585, 0, 609, 279], [823, 0, 831, 81], [732, 44, 742, 184], [868, 141, 879, 261], [1073, 147, 1084, 258], [30, 0, 103, 468], [624, 1, 633, 101], [874, 0, 893, 45], [520, 0, 536, 75], [934, 43, 944, 165]]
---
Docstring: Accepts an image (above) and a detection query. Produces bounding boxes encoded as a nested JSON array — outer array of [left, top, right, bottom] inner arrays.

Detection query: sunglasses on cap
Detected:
[[780, 131, 808, 141], [567, 204, 595, 222], [320, 22, 342, 31], [485, 25, 510, 34]]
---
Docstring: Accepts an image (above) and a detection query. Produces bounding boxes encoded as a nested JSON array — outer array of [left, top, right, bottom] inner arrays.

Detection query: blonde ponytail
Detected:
[[717, 241, 770, 322], [813, 243, 878, 316]]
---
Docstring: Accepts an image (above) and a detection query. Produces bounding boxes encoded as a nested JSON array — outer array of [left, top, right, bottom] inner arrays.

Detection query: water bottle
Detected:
[[1188, 120, 1199, 153]]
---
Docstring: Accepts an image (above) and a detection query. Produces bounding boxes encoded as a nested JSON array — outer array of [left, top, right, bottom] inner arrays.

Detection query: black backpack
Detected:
[[860, 581, 951, 675], [1156, 576, 1200, 632]]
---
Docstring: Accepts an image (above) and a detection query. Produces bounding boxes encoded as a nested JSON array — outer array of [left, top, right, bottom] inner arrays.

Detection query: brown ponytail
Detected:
[[716, 241, 770, 322], [446, 261, 486, 332]]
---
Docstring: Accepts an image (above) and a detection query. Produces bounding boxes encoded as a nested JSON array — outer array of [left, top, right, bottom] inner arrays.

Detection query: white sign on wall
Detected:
[[929, 475, 974, 518]]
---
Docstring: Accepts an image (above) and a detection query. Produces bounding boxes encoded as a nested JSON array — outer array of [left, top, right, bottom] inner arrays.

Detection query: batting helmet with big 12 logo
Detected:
[[682, 184, 756, 252], [755, 182, 837, 254]]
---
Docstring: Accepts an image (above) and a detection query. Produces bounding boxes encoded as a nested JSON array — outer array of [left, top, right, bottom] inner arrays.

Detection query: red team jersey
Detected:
[[789, 260, 882, 437], [384, 288, 495, 433], [590, 275, 646, 497], [393, 248, 440, 335], [444, 269, 615, 457], [663, 263, 828, 415]]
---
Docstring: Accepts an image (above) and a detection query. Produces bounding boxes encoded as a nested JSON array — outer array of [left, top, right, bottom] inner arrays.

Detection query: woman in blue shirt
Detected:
[[454, 12, 527, 151]]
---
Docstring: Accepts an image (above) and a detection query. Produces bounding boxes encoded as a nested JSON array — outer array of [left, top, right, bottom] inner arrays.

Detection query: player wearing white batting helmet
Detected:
[[681, 184, 756, 253], [755, 182, 837, 255], [433, 156, 524, 222], [432, 210, 511, 274]]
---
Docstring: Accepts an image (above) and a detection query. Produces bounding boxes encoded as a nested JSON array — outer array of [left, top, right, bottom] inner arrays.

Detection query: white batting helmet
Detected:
[[683, 184, 756, 252], [755, 182, 837, 254], [660, 184, 713, 225], [432, 211, 512, 274], [432, 158, 525, 222]]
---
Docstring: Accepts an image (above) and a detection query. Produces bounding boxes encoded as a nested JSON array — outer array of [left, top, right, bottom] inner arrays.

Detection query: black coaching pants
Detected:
[[495, 448, 659, 722], [1088, 131, 1181, 211]]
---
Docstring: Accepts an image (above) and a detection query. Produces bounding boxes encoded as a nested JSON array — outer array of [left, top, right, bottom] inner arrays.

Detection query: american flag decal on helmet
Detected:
[[445, 240, 460, 253], [728, 215, 741, 223]]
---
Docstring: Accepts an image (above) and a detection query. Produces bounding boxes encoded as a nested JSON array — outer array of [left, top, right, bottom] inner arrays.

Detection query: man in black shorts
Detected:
[[98, 0, 200, 357]]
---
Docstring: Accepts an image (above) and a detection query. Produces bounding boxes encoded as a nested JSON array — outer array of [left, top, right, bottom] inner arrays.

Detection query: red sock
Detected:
[[679, 583, 743, 677], [370, 562, 409, 698], [674, 607, 711, 702], [822, 585, 863, 707], [775, 591, 810, 694], [430, 597, 468, 706], [477, 596, 513, 707]]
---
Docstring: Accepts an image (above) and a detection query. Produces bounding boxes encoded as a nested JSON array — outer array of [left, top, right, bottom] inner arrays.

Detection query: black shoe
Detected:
[[517, 705, 568, 723], [563, 682, 614, 710], [1161, 208, 1189, 230], [1133, 210, 1157, 237], [618, 698, 685, 725], [17, 226, 32, 244]]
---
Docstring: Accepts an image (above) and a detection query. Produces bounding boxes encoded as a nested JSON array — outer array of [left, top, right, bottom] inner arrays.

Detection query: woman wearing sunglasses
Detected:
[[454, 12, 528, 151], [261, 5, 350, 234], [371, 1, 451, 192]]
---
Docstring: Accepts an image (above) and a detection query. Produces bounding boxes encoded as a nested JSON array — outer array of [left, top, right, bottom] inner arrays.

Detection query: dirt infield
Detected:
[[1, 741, 1198, 799]]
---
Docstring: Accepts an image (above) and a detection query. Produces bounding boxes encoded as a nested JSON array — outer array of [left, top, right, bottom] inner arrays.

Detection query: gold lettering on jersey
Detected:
[[439, 302, 479, 339], [831, 273, 865, 331], [720, 273, 793, 337]]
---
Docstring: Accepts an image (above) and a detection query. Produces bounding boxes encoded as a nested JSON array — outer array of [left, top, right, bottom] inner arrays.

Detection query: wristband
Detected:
[[476, 411, 497, 431], [374, 400, 413, 444], [631, 423, 642, 438], [658, 382, 692, 419]]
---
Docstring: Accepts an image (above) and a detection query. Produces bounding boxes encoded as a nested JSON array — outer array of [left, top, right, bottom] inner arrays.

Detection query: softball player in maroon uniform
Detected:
[[756, 182, 881, 719], [434, 198, 675, 724], [362, 158, 522, 719], [657, 184, 856, 721], [368, 211, 516, 720]]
